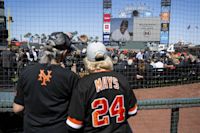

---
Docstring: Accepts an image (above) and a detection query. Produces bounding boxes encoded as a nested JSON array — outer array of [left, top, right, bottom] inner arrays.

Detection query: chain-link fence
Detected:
[[0, 52, 199, 89], [0, 0, 200, 132]]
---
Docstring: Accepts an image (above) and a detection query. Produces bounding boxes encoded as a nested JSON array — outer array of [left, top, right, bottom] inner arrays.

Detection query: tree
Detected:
[[89, 37, 93, 42], [24, 32, 32, 39], [41, 33, 47, 44], [34, 34, 40, 44], [95, 36, 99, 42]]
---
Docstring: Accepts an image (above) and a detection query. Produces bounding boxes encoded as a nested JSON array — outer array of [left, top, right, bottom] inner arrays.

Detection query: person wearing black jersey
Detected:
[[13, 32, 79, 133], [66, 42, 137, 133]]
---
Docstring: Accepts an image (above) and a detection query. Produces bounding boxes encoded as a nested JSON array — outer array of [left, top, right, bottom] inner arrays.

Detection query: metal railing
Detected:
[[0, 91, 200, 133], [138, 98, 200, 133]]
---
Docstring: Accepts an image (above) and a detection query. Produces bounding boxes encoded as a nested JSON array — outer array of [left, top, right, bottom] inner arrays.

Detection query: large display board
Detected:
[[132, 17, 160, 42]]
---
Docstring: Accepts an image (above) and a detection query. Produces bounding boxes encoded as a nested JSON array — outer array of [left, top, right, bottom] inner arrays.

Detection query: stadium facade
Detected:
[[0, 0, 8, 45]]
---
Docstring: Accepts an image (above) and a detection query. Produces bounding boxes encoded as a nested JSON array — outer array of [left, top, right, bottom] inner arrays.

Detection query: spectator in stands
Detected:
[[1, 47, 16, 85], [31, 46, 38, 62], [136, 50, 144, 60], [145, 59, 153, 71], [111, 19, 131, 42], [125, 58, 138, 88], [13, 32, 79, 133], [16, 48, 26, 75], [154, 58, 164, 69], [137, 60, 146, 76], [113, 53, 127, 75], [38, 46, 44, 60], [66, 42, 137, 133], [77, 34, 88, 50], [143, 50, 151, 60], [25, 49, 33, 62]]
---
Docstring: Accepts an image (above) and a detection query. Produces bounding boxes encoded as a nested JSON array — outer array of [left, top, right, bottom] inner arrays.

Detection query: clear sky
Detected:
[[4, 0, 200, 44]]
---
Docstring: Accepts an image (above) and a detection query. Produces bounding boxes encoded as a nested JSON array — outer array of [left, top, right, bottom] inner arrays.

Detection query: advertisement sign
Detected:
[[160, 31, 169, 44], [161, 6, 170, 12], [161, 23, 169, 31], [103, 23, 110, 33], [103, 0, 112, 8], [104, 14, 111, 23], [161, 0, 171, 6], [103, 33, 110, 42], [103, 8, 111, 14], [160, 12, 170, 22]]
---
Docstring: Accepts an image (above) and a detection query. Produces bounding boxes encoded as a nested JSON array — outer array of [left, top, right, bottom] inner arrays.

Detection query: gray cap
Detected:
[[86, 42, 107, 62]]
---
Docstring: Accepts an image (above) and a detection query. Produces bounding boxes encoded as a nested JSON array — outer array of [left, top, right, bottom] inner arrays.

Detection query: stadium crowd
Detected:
[[0, 42, 200, 88]]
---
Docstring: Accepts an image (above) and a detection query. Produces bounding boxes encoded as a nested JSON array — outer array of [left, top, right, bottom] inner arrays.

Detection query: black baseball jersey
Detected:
[[14, 63, 79, 133], [66, 71, 137, 133]]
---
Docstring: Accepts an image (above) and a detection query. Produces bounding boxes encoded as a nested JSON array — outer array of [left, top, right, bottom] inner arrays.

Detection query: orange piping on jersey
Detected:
[[67, 116, 83, 125], [93, 69, 112, 73], [129, 104, 137, 112]]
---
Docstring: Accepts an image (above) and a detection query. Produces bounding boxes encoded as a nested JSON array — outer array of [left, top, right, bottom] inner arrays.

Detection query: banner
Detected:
[[103, 33, 110, 42], [103, 23, 110, 33], [161, 0, 171, 6], [160, 12, 170, 22], [104, 14, 111, 23], [160, 31, 169, 44], [103, 0, 112, 8], [161, 23, 169, 31]]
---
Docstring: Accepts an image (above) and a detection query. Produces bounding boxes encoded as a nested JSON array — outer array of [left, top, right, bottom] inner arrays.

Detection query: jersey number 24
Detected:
[[91, 95, 125, 127]]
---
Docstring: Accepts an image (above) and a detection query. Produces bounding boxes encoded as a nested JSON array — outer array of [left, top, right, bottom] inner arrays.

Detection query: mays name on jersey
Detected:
[[94, 76, 119, 93]]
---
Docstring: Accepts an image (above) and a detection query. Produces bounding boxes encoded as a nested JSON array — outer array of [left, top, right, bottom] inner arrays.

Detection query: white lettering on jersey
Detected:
[[94, 76, 119, 93]]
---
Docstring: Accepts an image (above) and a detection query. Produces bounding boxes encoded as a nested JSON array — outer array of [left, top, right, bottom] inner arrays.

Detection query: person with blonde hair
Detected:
[[66, 42, 137, 133]]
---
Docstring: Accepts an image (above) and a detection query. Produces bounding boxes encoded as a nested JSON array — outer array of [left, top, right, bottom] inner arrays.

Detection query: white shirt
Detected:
[[32, 50, 38, 61], [136, 52, 144, 60], [154, 61, 164, 68], [26, 52, 33, 62], [111, 29, 130, 42]]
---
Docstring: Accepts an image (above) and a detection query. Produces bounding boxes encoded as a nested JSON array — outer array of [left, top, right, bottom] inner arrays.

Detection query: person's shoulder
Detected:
[[68, 70, 80, 78], [19, 63, 40, 76], [79, 73, 93, 83], [62, 67, 78, 75], [78, 72, 105, 88], [125, 30, 130, 33], [53, 66, 80, 78], [24, 63, 40, 70]]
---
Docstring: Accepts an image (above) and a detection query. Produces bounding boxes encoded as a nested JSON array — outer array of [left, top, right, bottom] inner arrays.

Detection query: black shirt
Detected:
[[66, 71, 137, 133], [14, 63, 79, 133]]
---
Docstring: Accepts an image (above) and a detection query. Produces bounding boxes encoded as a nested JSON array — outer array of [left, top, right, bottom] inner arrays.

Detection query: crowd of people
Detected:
[[0, 37, 200, 88]]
